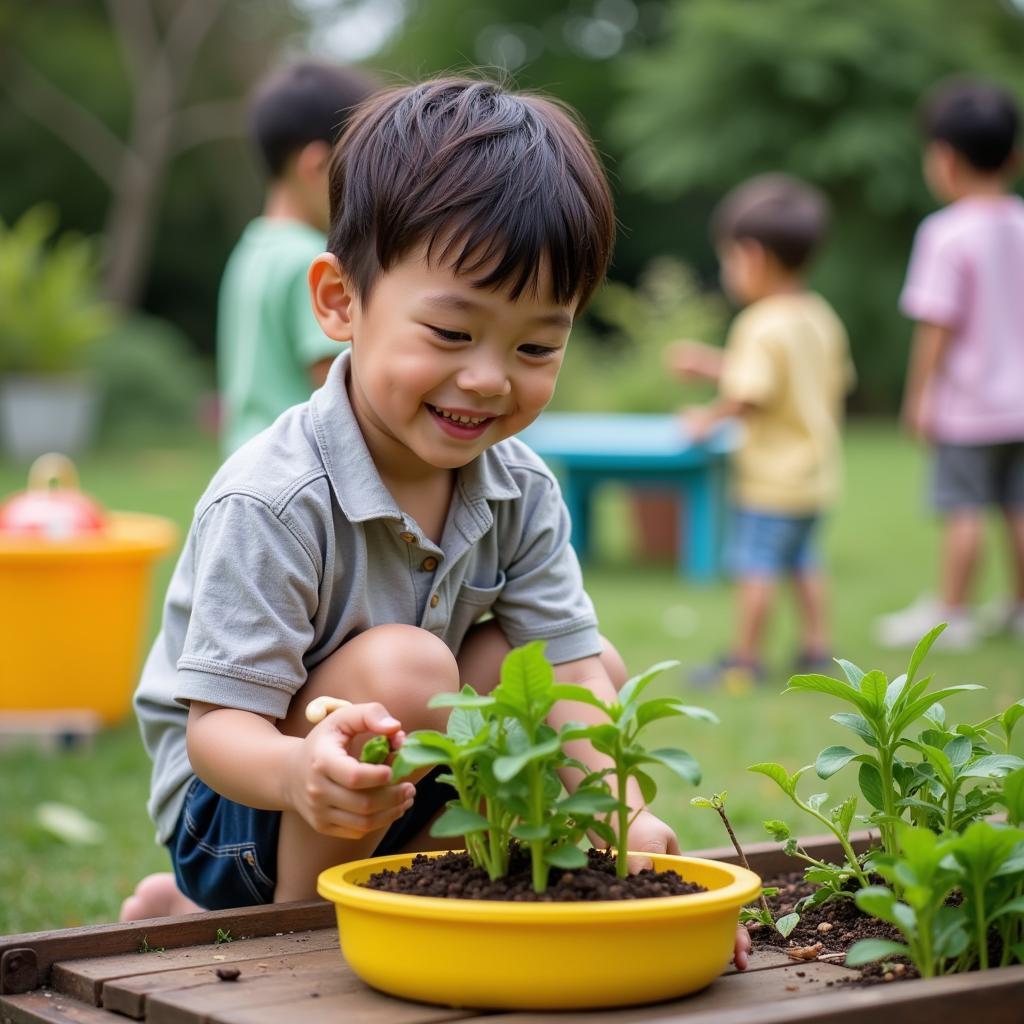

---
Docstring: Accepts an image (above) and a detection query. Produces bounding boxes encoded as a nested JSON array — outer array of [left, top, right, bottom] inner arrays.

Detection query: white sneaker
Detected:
[[874, 595, 979, 651], [976, 598, 1024, 639]]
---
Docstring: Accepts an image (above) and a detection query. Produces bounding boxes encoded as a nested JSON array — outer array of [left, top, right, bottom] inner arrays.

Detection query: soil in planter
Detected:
[[753, 871, 917, 985], [363, 847, 707, 902]]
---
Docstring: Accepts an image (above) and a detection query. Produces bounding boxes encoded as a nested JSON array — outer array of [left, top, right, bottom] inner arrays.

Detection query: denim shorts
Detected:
[[725, 506, 821, 577], [168, 766, 456, 910], [931, 441, 1024, 511]]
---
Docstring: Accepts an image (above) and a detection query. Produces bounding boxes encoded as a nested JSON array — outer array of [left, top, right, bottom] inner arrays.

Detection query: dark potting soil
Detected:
[[753, 871, 917, 985], [362, 847, 707, 902]]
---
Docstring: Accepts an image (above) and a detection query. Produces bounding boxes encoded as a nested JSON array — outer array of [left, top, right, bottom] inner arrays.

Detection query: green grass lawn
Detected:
[[1, 424, 1020, 934]]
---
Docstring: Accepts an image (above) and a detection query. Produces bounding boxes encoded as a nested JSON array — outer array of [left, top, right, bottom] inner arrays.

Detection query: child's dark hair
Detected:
[[922, 76, 1019, 173], [327, 77, 615, 310], [711, 174, 829, 270], [250, 62, 377, 178]]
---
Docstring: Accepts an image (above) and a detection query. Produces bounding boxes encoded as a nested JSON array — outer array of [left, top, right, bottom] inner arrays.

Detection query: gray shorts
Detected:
[[931, 441, 1024, 511]]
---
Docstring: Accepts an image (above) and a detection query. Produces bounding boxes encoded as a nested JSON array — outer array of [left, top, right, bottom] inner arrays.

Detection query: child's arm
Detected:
[[186, 700, 414, 838], [683, 396, 755, 441], [665, 340, 724, 383], [901, 321, 953, 440]]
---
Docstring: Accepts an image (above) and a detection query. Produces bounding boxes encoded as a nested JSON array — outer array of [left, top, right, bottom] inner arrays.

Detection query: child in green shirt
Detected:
[[218, 62, 375, 454]]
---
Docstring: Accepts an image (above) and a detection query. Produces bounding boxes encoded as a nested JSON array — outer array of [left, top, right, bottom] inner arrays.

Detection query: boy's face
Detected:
[[922, 141, 959, 203], [717, 239, 765, 305], [312, 245, 574, 477]]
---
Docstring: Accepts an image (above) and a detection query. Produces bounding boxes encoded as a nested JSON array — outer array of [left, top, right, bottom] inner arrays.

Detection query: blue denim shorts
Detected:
[[168, 766, 456, 910], [725, 506, 821, 577]]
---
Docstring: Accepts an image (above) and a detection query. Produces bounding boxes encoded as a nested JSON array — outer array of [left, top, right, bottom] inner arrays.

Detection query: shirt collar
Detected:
[[310, 351, 521, 524]]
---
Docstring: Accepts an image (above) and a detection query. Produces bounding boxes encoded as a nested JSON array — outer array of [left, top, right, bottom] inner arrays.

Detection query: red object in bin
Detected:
[[0, 453, 106, 539]]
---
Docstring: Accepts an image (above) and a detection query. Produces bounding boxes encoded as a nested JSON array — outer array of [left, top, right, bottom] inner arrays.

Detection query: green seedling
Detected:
[[360, 735, 391, 764], [555, 660, 718, 878], [138, 936, 164, 954], [214, 928, 233, 944], [393, 642, 713, 890], [692, 791, 798, 937], [785, 624, 986, 856]]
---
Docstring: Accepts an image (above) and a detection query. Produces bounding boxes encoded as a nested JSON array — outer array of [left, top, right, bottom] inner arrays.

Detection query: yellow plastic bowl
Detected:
[[318, 851, 762, 1009], [0, 511, 177, 723]]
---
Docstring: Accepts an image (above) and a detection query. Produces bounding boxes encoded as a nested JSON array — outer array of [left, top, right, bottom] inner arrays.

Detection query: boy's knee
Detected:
[[311, 625, 460, 726]]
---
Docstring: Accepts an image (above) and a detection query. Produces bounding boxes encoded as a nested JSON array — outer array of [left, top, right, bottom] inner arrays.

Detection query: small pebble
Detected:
[[883, 972, 895, 982], [215, 968, 240, 982], [893, 964, 907, 977], [816, 922, 833, 934]]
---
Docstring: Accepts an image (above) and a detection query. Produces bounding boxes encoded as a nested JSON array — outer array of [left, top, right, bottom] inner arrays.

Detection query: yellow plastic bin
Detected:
[[0, 459, 177, 724]]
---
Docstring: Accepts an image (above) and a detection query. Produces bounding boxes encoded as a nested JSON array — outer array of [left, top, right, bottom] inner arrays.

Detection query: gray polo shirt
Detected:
[[135, 351, 601, 843]]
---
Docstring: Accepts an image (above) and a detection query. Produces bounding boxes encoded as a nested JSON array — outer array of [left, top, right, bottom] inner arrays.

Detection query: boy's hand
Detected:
[[900, 392, 932, 442], [679, 404, 719, 442], [625, 809, 751, 971], [665, 340, 720, 381], [286, 702, 414, 839]]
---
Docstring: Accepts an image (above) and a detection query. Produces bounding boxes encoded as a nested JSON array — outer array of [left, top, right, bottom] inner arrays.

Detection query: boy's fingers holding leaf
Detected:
[[326, 701, 402, 739]]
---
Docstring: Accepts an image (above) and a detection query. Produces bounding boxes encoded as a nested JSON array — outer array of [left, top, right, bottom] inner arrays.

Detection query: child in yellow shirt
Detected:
[[668, 174, 855, 689]]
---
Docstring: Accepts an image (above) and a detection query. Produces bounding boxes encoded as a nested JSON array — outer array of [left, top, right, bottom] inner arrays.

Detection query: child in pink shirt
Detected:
[[877, 77, 1024, 650]]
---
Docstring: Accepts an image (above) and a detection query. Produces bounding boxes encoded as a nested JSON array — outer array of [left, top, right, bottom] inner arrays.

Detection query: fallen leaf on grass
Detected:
[[786, 943, 823, 961], [35, 803, 105, 845]]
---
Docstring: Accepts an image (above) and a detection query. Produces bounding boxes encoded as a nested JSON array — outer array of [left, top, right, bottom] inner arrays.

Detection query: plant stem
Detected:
[[716, 805, 771, 917], [801, 802, 871, 887], [975, 894, 989, 971], [615, 764, 630, 879], [878, 747, 899, 856], [528, 762, 547, 893]]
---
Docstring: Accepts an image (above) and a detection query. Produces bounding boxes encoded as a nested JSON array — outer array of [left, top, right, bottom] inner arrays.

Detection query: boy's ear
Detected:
[[296, 139, 331, 183], [309, 253, 356, 343]]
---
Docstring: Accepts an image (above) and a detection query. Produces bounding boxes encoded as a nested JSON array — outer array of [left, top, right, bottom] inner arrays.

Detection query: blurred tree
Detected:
[[610, 0, 1024, 408], [0, 0, 303, 324]]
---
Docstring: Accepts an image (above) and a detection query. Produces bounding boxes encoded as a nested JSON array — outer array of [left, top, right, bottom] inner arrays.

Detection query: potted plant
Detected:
[[0, 205, 115, 460], [316, 642, 761, 1010]]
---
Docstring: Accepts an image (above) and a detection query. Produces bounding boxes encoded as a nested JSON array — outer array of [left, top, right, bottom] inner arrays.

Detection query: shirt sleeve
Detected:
[[719, 312, 778, 407], [175, 493, 320, 718], [899, 218, 965, 329], [492, 470, 602, 666], [287, 263, 344, 367]]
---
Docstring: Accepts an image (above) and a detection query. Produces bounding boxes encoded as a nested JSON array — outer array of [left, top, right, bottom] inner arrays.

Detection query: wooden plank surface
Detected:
[[0, 990, 117, 1024], [1, 903, 334, 994], [50, 930, 338, 1011]]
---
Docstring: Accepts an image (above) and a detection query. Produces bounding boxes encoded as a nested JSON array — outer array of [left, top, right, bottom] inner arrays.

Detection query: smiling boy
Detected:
[[124, 77, 751, 961]]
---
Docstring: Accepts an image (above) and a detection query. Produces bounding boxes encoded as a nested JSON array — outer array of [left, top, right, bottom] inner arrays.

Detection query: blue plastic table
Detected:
[[520, 413, 736, 581]]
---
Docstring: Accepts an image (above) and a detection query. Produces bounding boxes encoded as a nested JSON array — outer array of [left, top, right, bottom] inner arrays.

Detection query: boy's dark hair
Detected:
[[711, 174, 829, 270], [327, 77, 615, 310], [250, 62, 376, 178], [922, 76, 1020, 172]]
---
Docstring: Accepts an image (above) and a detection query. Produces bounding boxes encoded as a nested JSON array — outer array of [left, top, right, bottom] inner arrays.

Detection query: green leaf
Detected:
[[493, 734, 562, 781], [830, 712, 878, 746], [891, 686, 985, 737], [493, 641, 554, 723], [428, 692, 496, 709], [816, 745, 865, 780], [511, 822, 552, 841], [858, 670, 889, 710], [944, 735, 972, 769], [831, 795, 858, 837], [858, 762, 887, 811], [430, 805, 489, 837], [1000, 700, 1024, 742], [834, 659, 864, 686], [544, 844, 588, 869], [558, 790, 619, 816], [960, 754, 1024, 780], [634, 769, 658, 804], [906, 624, 947, 685], [853, 886, 900, 925], [618, 660, 680, 708], [762, 819, 791, 842], [989, 896, 1024, 922], [636, 699, 719, 728], [749, 762, 796, 797], [775, 913, 800, 938], [550, 684, 609, 711], [845, 939, 911, 966], [690, 797, 716, 809], [1003, 767, 1024, 827], [885, 674, 909, 711], [643, 748, 701, 785], [784, 673, 872, 715]]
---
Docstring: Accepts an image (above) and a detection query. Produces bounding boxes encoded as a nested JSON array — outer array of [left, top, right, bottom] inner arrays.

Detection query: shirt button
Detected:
[[429, 593, 440, 608], [399, 531, 416, 544], [421, 556, 438, 572]]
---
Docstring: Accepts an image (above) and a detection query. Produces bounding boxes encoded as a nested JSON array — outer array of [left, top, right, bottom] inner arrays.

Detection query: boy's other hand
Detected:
[[900, 393, 933, 442], [665, 340, 719, 381], [679, 404, 719, 442], [286, 701, 414, 839]]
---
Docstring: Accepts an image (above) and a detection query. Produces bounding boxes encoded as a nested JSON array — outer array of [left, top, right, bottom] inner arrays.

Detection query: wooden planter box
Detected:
[[2, 833, 1022, 1024]]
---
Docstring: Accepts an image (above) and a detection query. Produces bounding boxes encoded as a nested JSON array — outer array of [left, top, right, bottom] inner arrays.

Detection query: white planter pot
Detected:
[[0, 373, 101, 461]]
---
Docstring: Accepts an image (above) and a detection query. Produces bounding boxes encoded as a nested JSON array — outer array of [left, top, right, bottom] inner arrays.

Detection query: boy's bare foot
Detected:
[[119, 872, 203, 921]]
